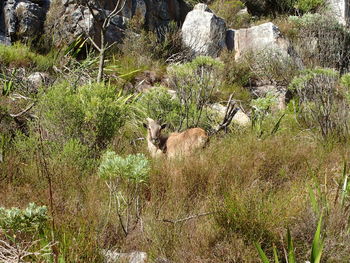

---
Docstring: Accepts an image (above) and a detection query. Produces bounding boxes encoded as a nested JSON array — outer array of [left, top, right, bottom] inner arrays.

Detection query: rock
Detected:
[[15, 1, 45, 40], [27, 72, 50, 91], [102, 250, 147, 263], [210, 103, 250, 126], [145, 0, 190, 31], [232, 109, 250, 126], [182, 4, 227, 57], [234, 22, 292, 60], [327, 0, 349, 26], [225, 29, 235, 51]]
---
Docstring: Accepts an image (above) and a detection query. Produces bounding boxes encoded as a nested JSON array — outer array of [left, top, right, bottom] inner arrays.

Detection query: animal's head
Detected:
[[143, 118, 166, 146]]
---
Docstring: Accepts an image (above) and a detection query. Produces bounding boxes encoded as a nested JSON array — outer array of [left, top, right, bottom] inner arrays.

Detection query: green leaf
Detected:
[[311, 214, 324, 263], [254, 242, 270, 263], [270, 113, 285, 135], [309, 186, 319, 215], [273, 245, 280, 263], [287, 229, 296, 263]]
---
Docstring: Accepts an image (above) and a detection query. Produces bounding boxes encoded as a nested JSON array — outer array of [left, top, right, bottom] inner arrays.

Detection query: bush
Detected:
[[39, 82, 138, 151], [243, 0, 296, 16], [289, 14, 350, 73], [0, 203, 48, 234], [289, 68, 349, 138], [137, 86, 182, 130], [168, 56, 224, 130], [98, 151, 150, 236], [0, 43, 55, 70], [294, 0, 324, 12], [210, 0, 251, 28]]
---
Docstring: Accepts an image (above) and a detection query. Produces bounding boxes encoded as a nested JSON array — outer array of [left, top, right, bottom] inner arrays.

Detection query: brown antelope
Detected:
[[143, 118, 209, 159]]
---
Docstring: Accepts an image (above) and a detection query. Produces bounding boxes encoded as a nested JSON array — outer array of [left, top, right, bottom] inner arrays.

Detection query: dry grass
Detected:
[[1, 112, 350, 262]]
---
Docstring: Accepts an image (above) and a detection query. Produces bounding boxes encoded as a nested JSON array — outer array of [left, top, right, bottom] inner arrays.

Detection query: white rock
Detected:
[[27, 72, 49, 90], [234, 22, 291, 60], [182, 4, 227, 57], [232, 109, 250, 126], [327, 0, 349, 26], [102, 250, 147, 263]]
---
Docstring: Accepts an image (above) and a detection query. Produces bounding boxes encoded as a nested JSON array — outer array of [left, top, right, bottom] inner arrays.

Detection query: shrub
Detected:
[[0, 203, 48, 234], [289, 68, 349, 138], [243, 0, 296, 16], [248, 49, 300, 86], [168, 56, 223, 130], [289, 14, 350, 73], [0, 43, 55, 70], [294, 0, 324, 13], [137, 86, 182, 130], [39, 82, 138, 151], [210, 0, 251, 28], [98, 151, 150, 236]]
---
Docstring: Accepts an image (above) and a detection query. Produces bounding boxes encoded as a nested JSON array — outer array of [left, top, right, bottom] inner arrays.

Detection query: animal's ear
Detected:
[[143, 123, 148, 129], [161, 123, 167, 130]]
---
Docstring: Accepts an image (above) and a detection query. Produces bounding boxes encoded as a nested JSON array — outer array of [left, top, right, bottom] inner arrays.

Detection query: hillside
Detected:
[[0, 0, 350, 262]]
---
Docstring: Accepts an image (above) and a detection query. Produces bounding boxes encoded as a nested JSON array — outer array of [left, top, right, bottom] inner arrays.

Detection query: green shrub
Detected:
[[210, 0, 251, 28], [289, 14, 350, 73], [39, 82, 138, 151], [0, 203, 48, 233], [98, 151, 150, 236], [98, 151, 150, 183], [168, 56, 223, 130], [294, 0, 324, 12], [289, 68, 349, 138], [137, 86, 182, 130], [0, 43, 55, 70]]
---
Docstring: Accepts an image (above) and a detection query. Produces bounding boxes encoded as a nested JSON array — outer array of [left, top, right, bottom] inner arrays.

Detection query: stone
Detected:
[[225, 29, 235, 51], [27, 72, 50, 91], [15, 1, 45, 40], [327, 0, 349, 26], [210, 103, 251, 127], [182, 4, 227, 57], [102, 250, 147, 263], [232, 109, 250, 126], [234, 22, 291, 60]]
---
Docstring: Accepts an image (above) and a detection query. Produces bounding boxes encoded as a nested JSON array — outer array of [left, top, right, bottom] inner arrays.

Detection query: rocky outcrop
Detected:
[[327, 0, 349, 26], [182, 4, 227, 57], [234, 22, 292, 60], [0, 0, 190, 46], [1, 0, 50, 42]]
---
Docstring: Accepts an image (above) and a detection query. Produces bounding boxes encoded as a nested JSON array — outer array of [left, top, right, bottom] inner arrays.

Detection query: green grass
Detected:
[[0, 43, 56, 71]]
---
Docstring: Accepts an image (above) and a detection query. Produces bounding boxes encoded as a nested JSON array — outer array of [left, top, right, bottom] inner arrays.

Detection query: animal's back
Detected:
[[166, 128, 208, 158]]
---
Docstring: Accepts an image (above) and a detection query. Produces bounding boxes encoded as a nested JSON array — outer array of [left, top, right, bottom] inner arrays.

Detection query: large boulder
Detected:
[[182, 4, 227, 57], [234, 22, 292, 60], [327, 0, 349, 26]]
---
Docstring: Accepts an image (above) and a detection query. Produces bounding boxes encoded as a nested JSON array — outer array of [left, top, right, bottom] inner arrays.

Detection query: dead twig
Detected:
[[158, 212, 214, 224]]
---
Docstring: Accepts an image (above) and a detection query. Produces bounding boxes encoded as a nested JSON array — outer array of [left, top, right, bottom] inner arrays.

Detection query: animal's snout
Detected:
[[152, 138, 160, 145]]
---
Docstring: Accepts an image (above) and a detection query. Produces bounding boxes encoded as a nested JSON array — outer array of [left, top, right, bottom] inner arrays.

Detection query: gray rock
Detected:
[[27, 72, 50, 91], [15, 1, 45, 40], [182, 4, 227, 57], [251, 85, 288, 110], [225, 29, 235, 51], [327, 0, 349, 26], [102, 250, 147, 263], [234, 22, 291, 60]]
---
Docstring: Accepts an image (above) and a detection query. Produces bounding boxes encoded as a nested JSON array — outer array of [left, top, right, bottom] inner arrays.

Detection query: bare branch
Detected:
[[9, 103, 35, 118], [158, 212, 214, 224]]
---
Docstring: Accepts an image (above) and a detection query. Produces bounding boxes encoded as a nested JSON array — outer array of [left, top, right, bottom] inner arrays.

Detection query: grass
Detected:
[[0, 43, 56, 71], [2, 114, 348, 262]]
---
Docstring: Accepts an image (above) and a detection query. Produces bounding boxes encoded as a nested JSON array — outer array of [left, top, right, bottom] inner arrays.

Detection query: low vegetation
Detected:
[[1, 0, 350, 262]]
